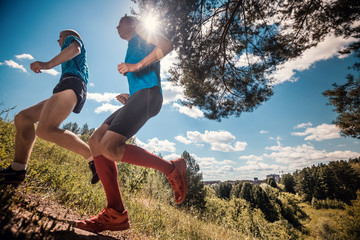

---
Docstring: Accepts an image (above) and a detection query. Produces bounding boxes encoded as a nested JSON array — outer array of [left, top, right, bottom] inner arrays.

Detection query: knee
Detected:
[[99, 138, 126, 160], [14, 111, 30, 128]]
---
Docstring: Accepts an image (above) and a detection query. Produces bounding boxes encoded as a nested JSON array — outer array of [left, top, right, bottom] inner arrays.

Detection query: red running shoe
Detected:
[[167, 158, 188, 204], [74, 208, 130, 232]]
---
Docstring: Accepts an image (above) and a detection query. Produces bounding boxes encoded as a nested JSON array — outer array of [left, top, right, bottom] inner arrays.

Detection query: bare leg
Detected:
[[13, 100, 47, 164], [88, 124, 109, 157], [36, 89, 91, 159]]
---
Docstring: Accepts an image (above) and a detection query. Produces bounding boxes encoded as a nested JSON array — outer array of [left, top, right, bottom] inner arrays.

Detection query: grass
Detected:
[[1, 119, 357, 239], [299, 202, 347, 239]]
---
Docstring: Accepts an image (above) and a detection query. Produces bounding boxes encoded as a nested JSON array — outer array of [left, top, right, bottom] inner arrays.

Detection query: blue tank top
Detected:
[[125, 33, 161, 95], [60, 36, 89, 84]]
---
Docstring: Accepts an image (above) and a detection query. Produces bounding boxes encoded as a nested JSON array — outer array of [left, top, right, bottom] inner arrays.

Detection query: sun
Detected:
[[142, 13, 159, 32]]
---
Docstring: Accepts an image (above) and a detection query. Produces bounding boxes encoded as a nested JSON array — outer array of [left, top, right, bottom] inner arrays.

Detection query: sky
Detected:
[[0, 0, 359, 181]]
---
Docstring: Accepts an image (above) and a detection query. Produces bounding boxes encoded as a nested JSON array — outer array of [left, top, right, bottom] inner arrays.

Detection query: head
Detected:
[[116, 15, 138, 40], [58, 29, 81, 47]]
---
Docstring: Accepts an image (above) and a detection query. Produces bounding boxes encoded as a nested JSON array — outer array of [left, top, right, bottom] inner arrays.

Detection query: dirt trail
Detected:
[[0, 186, 147, 240]]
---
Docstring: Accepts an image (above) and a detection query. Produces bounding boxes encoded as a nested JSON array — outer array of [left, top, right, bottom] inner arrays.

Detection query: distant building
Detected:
[[266, 174, 280, 183], [254, 177, 258, 181]]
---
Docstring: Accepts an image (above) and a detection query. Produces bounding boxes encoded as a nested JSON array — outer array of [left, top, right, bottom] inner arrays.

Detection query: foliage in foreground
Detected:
[[1, 119, 359, 239]]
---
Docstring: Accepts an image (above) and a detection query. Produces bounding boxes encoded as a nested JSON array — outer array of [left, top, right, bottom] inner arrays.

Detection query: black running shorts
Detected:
[[52, 73, 87, 114], [104, 86, 163, 139]]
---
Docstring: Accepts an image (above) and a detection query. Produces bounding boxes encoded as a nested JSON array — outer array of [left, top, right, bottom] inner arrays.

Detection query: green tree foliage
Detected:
[[280, 173, 295, 193], [239, 182, 252, 202], [230, 181, 243, 198], [133, 0, 359, 120], [323, 75, 360, 139], [180, 151, 207, 211], [266, 177, 277, 188], [293, 160, 360, 204], [214, 181, 232, 200]]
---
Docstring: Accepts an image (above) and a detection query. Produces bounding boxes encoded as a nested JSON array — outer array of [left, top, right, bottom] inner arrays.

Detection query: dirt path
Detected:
[[0, 185, 148, 240]]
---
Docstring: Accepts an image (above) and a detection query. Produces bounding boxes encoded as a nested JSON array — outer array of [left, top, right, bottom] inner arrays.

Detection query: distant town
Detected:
[[203, 174, 280, 186]]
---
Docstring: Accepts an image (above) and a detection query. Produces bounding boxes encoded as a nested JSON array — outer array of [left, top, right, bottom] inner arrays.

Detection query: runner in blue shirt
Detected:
[[74, 15, 188, 233], [0, 30, 99, 185]]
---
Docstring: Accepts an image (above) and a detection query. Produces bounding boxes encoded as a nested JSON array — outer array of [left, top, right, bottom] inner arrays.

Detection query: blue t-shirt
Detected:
[[60, 36, 89, 84], [125, 33, 161, 95]]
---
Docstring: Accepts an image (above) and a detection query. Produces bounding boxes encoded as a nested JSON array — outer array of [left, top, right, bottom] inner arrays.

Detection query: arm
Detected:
[[30, 41, 81, 73], [117, 27, 173, 75]]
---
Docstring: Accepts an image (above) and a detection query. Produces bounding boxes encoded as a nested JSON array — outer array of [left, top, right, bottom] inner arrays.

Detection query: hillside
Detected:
[[0, 119, 359, 239]]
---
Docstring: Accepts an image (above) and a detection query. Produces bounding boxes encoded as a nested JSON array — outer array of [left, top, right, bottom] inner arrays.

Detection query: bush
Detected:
[[311, 197, 345, 209]]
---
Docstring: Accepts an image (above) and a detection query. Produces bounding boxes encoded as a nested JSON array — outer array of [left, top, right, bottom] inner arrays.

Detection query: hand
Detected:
[[30, 61, 50, 73], [116, 93, 130, 105], [117, 62, 141, 76]]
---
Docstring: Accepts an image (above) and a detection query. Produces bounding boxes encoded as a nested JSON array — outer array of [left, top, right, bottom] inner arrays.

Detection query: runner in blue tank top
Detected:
[[0, 30, 99, 185], [74, 15, 188, 233]]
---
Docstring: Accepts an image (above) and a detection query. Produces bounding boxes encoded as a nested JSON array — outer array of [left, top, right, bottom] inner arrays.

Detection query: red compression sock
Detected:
[[93, 155, 125, 213], [121, 144, 174, 175]]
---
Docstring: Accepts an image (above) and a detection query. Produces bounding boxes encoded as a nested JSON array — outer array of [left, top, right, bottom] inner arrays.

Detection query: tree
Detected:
[[280, 173, 295, 194], [132, 0, 359, 120], [266, 177, 277, 188], [323, 75, 360, 139], [239, 182, 252, 202], [230, 181, 243, 199], [214, 181, 232, 200], [181, 151, 207, 210]]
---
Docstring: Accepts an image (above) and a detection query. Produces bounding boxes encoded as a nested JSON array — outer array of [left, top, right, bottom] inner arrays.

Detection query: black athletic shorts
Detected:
[[52, 73, 87, 114], [104, 86, 163, 139]]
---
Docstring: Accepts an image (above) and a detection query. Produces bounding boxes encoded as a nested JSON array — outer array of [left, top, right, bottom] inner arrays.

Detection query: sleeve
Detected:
[[63, 35, 83, 49]]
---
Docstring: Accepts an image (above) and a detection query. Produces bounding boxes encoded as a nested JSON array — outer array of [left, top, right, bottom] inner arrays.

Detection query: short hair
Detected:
[[122, 15, 139, 26], [61, 29, 82, 40]]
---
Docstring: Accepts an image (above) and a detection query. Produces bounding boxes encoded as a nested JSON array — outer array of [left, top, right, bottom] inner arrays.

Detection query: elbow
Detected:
[[70, 44, 81, 56], [162, 41, 173, 56], [73, 46, 81, 56]]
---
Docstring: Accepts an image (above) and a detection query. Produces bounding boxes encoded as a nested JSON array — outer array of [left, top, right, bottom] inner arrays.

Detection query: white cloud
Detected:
[[189, 154, 237, 175], [270, 35, 357, 84], [163, 153, 181, 161], [264, 142, 360, 170], [1, 60, 27, 73], [162, 81, 185, 104], [259, 130, 268, 134], [174, 135, 192, 144], [291, 123, 341, 141], [15, 53, 34, 60], [89, 82, 95, 87], [94, 103, 120, 114], [176, 130, 247, 152], [294, 122, 313, 129], [136, 137, 176, 153], [239, 155, 263, 163], [172, 103, 203, 119], [88, 92, 119, 103], [42, 69, 60, 76]]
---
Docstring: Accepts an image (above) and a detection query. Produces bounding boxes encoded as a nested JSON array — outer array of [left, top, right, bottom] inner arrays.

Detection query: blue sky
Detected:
[[1, 0, 359, 181]]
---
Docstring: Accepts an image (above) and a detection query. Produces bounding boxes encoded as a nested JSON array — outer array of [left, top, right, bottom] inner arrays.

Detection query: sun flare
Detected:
[[142, 13, 159, 32]]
